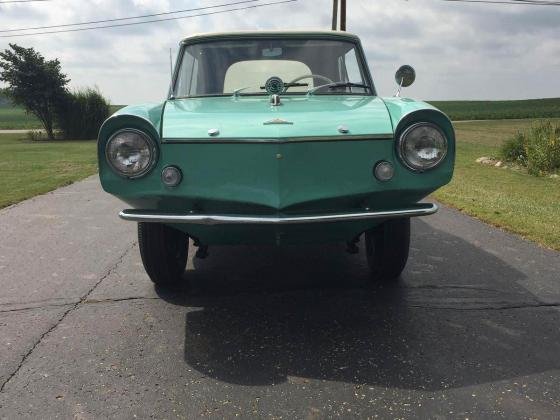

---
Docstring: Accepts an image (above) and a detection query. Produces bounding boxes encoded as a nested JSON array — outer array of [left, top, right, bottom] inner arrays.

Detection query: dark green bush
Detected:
[[500, 121, 560, 176], [500, 131, 527, 166], [525, 121, 560, 175], [56, 88, 110, 140]]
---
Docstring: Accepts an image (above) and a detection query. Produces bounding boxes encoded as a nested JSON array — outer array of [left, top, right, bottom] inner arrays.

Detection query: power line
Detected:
[[0, 0, 263, 33], [508, 0, 560, 3], [441, 0, 560, 5], [448, 0, 560, 3], [0, 0, 298, 38], [0, 0, 50, 3]]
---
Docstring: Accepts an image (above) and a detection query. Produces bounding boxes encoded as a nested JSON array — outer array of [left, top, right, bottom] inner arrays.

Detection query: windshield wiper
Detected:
[[258, 82, 309, 91], [307, 82, 371, 96], [232, 87, 251, 97]]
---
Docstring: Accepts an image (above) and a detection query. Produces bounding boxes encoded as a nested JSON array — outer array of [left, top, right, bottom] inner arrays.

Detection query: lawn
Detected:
[[0, 104, 124, 130], [429, 98, 560, 121], [0, 133, 97, 208], [434, 119, 560, 250], [0, 105, 41, 129]]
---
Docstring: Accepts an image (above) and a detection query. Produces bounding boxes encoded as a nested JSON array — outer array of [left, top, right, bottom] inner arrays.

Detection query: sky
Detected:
[[0, 0, 559, 104]]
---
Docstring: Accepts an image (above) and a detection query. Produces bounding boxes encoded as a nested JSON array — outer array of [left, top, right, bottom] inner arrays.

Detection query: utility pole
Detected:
[[340, 0, 346, 31], [331, 0, 338, 30]]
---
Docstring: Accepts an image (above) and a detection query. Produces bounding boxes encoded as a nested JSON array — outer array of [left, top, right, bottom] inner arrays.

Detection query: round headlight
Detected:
[[105, 129, 157, 178], [398, 122, 448, 171]]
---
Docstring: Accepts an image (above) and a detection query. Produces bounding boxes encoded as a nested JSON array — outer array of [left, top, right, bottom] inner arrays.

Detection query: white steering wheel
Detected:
[[285, 74, 334, 91]]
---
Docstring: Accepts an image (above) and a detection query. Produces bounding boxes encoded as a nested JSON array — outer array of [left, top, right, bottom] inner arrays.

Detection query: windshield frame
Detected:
[[168, 33, 376, 99]]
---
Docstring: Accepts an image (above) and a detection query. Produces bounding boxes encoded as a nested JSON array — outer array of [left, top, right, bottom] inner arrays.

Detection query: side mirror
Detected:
[[394, 65, 416, 97]]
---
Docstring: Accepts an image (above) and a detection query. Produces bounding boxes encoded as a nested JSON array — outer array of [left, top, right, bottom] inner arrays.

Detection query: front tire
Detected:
[[365, 218, 410, 282], [138, 222, 189, 287]]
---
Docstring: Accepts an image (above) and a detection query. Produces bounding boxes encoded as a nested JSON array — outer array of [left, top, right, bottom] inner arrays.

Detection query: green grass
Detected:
[[429, 98, 560, 121], [434, 119, 560, 250], [0, 133, 97, 208], [0, 104, 124, 130], [0, 106, 41, 129]]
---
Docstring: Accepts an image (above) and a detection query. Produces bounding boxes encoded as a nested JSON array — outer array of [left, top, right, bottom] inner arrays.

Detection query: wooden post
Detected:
[[332, 0, 338, 30], [340, 0, 346, 31]]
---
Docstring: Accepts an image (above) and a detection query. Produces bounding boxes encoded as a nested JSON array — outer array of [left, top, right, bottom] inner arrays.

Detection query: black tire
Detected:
[[365, 218, 410, 282], [138, 222, 189, 287]]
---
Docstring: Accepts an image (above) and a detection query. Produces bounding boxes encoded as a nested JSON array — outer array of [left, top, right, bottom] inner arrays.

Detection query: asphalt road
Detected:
[[1, 176, 559, 419]]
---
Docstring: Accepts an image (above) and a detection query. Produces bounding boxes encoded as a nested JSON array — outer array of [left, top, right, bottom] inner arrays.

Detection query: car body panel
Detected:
[[162, 96, 393, 140]]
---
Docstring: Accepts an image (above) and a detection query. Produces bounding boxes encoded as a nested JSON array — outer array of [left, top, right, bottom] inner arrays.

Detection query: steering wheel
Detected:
[[285, 74, 334, 91]]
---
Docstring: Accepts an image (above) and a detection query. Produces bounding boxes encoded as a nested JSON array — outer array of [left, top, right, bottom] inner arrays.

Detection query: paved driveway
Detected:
[[0, 130, 36, 134], [1, 176, 559, 418]]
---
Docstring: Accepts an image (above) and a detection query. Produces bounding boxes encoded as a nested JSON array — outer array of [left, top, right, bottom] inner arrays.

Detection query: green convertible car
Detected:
[[98, 30, 455, 287]]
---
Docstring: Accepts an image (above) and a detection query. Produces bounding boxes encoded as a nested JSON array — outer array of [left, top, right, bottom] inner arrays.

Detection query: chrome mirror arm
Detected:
[[394, 77, 404, 97]]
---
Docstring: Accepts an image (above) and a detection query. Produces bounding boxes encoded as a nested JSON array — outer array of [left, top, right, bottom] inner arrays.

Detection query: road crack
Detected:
[[0, 301, 80, 314], [408, 302, 560, 311], [0, 296, 161, 314], [0, 241, 136, 394], [84, 296, 161, 304]]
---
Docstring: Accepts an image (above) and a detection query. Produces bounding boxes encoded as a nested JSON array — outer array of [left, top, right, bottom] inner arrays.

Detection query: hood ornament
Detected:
[[270, 94, 281, 106], [263, 118, 293, 125]]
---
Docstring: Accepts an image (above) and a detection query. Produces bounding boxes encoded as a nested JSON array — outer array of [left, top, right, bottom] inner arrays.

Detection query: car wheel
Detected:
[[365, 218, 410, 282], [138, 222, 189, 287]]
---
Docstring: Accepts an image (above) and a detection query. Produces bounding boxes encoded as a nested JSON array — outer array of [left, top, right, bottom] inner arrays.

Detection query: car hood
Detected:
[[161, 95, 393, 140]]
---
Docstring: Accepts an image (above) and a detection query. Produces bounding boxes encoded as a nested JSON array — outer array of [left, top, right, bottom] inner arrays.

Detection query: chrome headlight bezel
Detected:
[[397, 122, 448, 172], [105, 128, 158, 179]]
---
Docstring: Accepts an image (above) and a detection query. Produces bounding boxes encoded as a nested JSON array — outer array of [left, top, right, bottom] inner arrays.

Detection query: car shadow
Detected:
[[156, 219, 560, 391]]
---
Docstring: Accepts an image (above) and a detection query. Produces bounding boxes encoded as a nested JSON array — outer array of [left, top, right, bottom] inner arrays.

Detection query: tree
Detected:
[[57, 88, 110, 140], [0, 44, 69, 140]]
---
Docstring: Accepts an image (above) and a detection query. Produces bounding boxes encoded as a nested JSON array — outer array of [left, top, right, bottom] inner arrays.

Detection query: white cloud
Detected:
[[0, 0, 559, 103]]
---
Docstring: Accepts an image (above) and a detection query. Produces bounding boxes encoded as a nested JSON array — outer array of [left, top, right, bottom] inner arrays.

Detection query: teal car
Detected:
[[98, 31, 454, 288]]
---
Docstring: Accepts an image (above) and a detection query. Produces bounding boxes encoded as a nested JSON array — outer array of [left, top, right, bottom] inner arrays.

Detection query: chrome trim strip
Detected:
[[119, 204, 438, 225], [263, 118, 293, 125], [162, 134, 394, 144], [181, 31, 362, 45]]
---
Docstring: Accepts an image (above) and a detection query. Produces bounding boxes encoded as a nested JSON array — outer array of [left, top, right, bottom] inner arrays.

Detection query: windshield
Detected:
[[172, 37, 372, 97]]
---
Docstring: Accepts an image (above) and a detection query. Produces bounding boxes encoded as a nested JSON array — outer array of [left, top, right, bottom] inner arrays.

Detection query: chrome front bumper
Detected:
[[118, 203, 438, 225]]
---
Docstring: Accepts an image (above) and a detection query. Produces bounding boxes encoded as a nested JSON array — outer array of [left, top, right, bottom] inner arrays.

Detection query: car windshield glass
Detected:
[[173, 38, 372, 97]]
